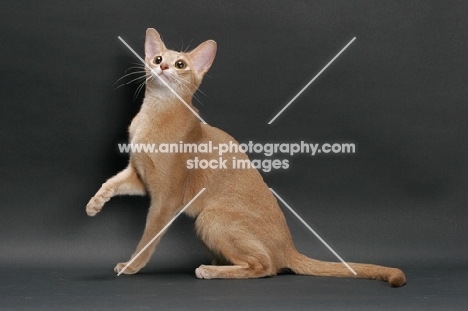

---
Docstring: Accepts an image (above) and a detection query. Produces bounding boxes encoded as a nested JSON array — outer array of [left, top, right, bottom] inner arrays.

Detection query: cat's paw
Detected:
[[86, 196, 105, 216], [195, 265, 216, 279], [114, 262, 140, 275], [86, 186, 114, 216]]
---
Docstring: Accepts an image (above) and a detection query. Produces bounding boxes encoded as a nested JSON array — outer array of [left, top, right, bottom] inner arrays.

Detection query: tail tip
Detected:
[[389, 268, 406, 287]]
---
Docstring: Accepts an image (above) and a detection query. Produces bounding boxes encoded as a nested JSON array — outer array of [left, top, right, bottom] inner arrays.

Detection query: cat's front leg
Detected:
[[113, 197, 183, 275], [114, 260, 141, 275], [86, 184, 113, 216], [86, 165, 146, 216]]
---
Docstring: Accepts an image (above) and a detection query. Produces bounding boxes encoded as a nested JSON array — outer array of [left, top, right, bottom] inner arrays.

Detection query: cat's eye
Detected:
[[154, 56, 162, 64], [175, 60, 186, 69]]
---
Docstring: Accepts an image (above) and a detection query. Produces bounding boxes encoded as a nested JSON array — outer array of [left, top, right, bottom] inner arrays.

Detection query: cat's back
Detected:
[[194, 123, 273, 199]]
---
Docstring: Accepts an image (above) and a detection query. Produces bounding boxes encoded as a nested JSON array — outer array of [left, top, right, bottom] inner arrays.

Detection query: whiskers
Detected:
[[115, 63, 206, 107], [115, 63, 152, 101], [179, 38, 194, 53]]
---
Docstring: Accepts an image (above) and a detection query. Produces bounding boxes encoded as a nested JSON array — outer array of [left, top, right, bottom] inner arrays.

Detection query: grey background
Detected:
[[1, 0, 467, 310]]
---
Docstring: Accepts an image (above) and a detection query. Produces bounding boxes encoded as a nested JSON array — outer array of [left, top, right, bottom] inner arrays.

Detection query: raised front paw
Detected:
[[86, 196, 104, 216], [86, 186, 114, 216], [114, 262, 140, 275]]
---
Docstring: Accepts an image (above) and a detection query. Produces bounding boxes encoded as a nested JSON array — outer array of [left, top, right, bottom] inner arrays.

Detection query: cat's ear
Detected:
[[189, 40, 217, 75], [145, 28, 166, 59]]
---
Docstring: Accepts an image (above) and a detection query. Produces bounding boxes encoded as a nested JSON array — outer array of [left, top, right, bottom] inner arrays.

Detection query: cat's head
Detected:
[[144, 28, 217, 98]]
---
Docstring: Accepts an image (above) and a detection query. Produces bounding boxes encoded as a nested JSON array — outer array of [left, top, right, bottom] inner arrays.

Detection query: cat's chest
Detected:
[[128, 116, 160, 145], [127, 117, 160, 181]]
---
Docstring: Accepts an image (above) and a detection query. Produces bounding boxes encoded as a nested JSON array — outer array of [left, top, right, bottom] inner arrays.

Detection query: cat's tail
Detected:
[[287, 252, 406, 287]]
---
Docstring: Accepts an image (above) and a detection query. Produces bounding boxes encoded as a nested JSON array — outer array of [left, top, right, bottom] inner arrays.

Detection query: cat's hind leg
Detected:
[[195, 240, 275, 279], [195, 262, 274, 279], [195, 208, 276, 279], [86, 165, 146, 216]]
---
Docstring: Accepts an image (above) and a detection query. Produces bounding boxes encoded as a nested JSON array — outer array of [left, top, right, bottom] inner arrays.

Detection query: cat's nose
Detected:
[[160, 63, 169, 71]]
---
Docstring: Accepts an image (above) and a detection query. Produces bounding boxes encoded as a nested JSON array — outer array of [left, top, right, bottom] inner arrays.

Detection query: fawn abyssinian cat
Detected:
[[86, 28, 406, 287]]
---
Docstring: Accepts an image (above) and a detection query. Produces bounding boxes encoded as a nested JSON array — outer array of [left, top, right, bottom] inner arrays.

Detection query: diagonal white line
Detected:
[[117, 188, 206, 276], [269, 188, 357, 275], [268, 37, 356, 124], [118, 36, 207, 124]]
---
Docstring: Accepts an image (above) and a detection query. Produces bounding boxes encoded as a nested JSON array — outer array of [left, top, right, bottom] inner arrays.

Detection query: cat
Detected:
[[86, 28, 406, 287]]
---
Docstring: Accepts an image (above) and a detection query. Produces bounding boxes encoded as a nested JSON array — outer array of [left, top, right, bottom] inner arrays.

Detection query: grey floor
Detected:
[[1, 263, 466, 310]]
